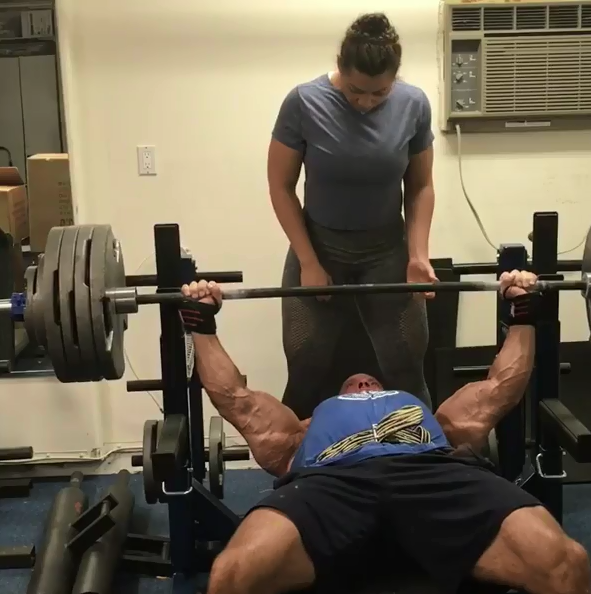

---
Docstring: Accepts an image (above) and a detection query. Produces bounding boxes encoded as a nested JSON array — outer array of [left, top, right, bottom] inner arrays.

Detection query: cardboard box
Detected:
[[28, 154, 74, 252], [0, 167, 29, 242]]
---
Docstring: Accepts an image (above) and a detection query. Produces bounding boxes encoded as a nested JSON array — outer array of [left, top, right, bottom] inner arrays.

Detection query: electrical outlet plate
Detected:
[[137, 145, 156, 176]]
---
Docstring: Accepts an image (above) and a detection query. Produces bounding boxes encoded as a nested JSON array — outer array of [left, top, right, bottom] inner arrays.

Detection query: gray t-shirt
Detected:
[[272, 74, 434, 231]]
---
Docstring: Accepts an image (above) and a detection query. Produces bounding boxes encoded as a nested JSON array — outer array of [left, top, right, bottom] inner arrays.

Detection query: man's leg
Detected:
[[208, 508, 315, 594], [472, 505, 590, 594], [209, 469, 382, 594], [377, 451, 588, 594]]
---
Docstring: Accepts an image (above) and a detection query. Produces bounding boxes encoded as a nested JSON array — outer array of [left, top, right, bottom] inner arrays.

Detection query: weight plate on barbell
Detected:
[[89, 225, 126, 381], [208, 416, 225, 499], [73, 226, 102, 381], [33, 254, 47, 348], [581, 226, 591, 334], [59, 226, 85, 381], [23, 265, 37, 344], [142, 420, 161, 505], [487, 428, 500, 469], [42, 227, 69, 381]]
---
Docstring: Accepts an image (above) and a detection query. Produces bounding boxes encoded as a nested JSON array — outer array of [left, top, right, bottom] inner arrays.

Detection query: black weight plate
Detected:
[[33, 255, 47, 347], [89, 225, 126, 380], [42, 227, 69, 381], [581, 226, 591, 334], [143, 420, 160, 505], [58, 226, 85, 380], [73, 226, 102, 381], [487, 428, 500, 469], [23, 265, 37, 344], [107, 236, 127, 373], [209, 416, 225, 499]]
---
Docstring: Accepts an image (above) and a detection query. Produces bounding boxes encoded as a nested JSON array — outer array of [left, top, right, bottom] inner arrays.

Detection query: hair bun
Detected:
[[351, 13, 391, 38]]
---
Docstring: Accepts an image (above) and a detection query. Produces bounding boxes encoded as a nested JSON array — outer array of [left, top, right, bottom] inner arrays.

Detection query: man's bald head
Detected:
[[339, 373, 383, 395]]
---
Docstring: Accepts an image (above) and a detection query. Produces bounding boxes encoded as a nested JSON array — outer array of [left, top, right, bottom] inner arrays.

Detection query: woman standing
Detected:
[[268, 12, 436, 419]]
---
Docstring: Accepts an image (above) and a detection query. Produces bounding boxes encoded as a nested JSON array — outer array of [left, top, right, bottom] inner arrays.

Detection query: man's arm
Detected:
[[191, 333, 305, 476], [435, 326, 535, 450], [434, 270, 538, 450]]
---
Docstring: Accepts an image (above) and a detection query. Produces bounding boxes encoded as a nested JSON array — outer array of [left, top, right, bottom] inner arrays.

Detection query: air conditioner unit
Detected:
[[439, 0, 591, 132]]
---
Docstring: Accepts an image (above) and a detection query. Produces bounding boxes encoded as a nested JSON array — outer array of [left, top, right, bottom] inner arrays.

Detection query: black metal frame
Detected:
[[0, 229, 17, 373], [487, 212, 591, 521], [527, 212, 565, 521], [0, 229, 52, 378], [1, 222, 245, 578], [433, 211, 591, 523], [495, 244, 529, 483], [0, 230, 36, 567], [526, 213, 591, 522], [123, 224, 245, 579]]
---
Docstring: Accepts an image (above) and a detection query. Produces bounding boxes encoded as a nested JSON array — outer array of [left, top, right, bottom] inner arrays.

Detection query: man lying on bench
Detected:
[[179, 271, 590, 594]]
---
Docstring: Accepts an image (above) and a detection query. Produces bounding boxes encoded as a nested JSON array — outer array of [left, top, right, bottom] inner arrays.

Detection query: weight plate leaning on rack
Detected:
[[209, 416, 226, 499]]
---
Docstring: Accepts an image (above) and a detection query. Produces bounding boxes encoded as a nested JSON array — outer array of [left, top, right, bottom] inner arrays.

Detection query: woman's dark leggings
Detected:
[[281, 217, 431, 420]]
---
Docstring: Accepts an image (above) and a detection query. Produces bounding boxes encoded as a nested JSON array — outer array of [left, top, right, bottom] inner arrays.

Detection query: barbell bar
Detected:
[[131, 279, 586, 306], [3, 278, 586, 316], [2, 223, 591, 384]]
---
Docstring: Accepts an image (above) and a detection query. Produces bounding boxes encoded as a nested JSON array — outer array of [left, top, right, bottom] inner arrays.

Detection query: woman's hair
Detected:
[[338, 13, 402, 77]]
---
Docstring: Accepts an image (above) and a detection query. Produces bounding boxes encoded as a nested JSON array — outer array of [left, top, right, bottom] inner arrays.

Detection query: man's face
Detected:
[[338, 68, 395, 113], [339, 373, 384, 395]]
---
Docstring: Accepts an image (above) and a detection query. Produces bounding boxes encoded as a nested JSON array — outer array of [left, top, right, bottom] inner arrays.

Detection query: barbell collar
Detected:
[[105, 287, 139, 314]]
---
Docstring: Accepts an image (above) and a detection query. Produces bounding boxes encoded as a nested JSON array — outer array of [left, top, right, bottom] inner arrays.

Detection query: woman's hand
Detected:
[[300, 261, 332, 302], [407, 258, 438, 299]]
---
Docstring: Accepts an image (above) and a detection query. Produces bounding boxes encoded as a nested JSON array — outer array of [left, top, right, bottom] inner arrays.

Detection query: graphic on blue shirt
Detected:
[[290, 391, 449, 470]]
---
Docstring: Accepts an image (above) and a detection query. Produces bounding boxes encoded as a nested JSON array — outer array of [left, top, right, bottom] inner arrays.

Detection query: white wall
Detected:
[[1, 0, 589, 462]]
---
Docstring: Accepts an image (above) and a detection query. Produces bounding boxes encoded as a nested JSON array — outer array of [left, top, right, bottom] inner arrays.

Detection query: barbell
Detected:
[[2, 223, 591, 383]]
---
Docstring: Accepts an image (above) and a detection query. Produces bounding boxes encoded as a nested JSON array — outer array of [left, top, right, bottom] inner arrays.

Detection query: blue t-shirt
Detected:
[[291, 391, 449, 470], [272, 74, 434, 231]]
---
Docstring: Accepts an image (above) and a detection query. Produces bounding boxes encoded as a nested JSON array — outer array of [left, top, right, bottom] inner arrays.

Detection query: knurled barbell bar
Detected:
[[2, 224, 591, 384], [128, 279, 585, 305]]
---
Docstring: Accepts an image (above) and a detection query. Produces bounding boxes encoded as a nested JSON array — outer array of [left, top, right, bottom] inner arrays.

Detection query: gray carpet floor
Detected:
[[1, 470, 590, 593]]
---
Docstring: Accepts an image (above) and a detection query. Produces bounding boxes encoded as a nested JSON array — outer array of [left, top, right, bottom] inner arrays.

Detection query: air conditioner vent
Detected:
[[516, 6, 547, 30], [452, 7, 482, 31], [484, 6, 514, 31], [484, 36, 591, 114], [549, 5, 580, 29], [582, 5, 591, 28]]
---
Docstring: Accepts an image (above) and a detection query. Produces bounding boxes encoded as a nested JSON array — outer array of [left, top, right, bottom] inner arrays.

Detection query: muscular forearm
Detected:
[[435, 325, 535, 448], [270, 188, 318, 266], [487, 326, 535, 416], [404, 185, 434, 261], [191, 334, 248, 419], [191, 332, 304, 476]]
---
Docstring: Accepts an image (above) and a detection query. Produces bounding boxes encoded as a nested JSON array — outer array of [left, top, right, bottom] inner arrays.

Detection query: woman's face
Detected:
[[337, 68, 396, 113]]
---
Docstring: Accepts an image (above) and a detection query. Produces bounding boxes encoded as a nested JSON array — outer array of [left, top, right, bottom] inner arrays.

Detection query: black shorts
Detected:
[[250, 449, 541, 594]]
